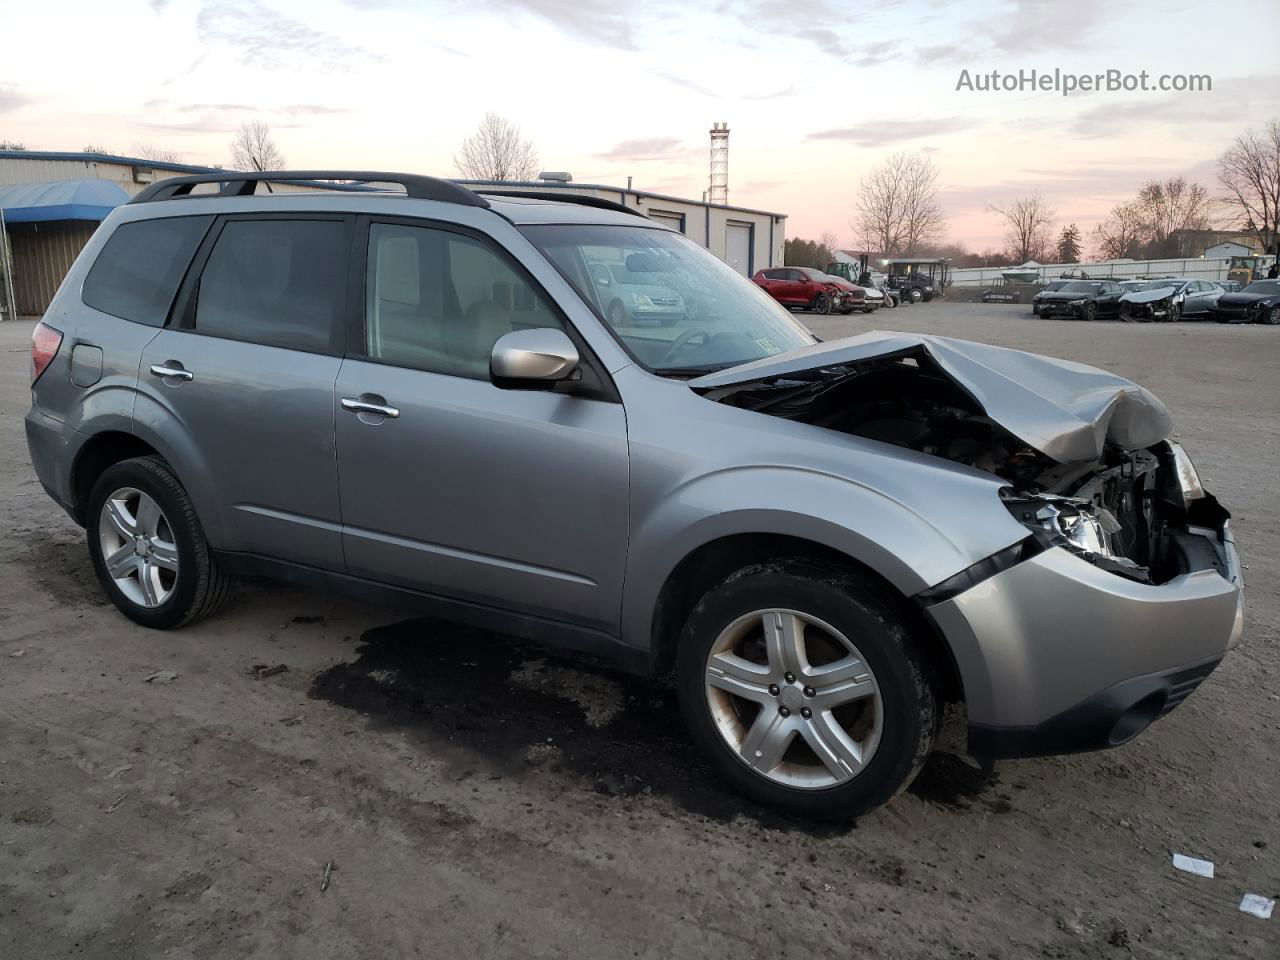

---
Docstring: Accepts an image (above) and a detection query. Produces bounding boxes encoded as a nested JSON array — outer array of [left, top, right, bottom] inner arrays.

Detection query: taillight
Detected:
[[31, 322, 63, 384]]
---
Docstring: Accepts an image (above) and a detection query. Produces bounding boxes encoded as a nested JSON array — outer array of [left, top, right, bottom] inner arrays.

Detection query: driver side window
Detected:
[[364, 222, 564, 380]]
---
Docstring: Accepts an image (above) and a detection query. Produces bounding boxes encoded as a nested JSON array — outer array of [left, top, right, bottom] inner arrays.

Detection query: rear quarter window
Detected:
[[82, 216, 212, 326]]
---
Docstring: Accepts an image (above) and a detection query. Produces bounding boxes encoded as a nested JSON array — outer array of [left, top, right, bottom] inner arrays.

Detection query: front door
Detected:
[[333, 218, 629, 633], [135, 215, 350, 569]]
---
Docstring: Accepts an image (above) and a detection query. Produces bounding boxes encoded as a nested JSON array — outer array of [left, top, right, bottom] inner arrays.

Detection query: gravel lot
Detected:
[[2, 303, 1277, 958]]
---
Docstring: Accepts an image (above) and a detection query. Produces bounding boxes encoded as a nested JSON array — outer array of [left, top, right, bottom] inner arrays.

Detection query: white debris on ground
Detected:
[[1171, 854, 1215, 878], [509, 659, 625, 728], [144, 669, 178, 684], [1238, 894, 1274, 920]]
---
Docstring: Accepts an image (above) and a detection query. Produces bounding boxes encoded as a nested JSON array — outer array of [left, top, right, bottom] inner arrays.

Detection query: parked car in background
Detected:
[[1035, 279, 1125, 320], [753, 267, 852, 315], [795, 268, 873, 314], [589, 260, 687, 326], [1218, 280, 1243, 294], [1031, 280, 1069, 316], [1119, 278, 1223, 322], [1212, 279, 1280, 324]]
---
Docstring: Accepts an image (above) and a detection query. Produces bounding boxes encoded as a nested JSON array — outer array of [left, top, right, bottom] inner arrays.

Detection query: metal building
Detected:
[[1, 152, 788, 318], [0, 150, 236, 317], [456, 177, 786, 277]]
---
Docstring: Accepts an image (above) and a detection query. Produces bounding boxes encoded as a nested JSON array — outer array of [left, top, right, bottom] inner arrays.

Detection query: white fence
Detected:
[[949, 256, 1275, 288]]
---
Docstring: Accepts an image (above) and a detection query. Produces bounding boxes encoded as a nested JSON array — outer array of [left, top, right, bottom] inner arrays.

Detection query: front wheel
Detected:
[[1264, 306, 1280, 325], [908, 288, 924, 304], [676, 561, 937, 819], [1083, 302, 1097, 322], [87, 456, 232, 629], [813, 293, 833, 315]]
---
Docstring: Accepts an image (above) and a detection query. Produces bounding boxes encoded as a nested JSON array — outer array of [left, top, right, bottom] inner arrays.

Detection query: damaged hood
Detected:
[[690, 331, 1173, 463], [1121, 286, 1179, 304]]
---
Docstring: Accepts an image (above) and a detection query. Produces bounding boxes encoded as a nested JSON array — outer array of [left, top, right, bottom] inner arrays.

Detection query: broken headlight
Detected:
[[1002, 492, 1149, 581]]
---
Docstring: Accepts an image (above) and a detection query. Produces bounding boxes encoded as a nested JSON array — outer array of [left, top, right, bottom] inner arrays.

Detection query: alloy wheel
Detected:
[[97, 487, 179, 608], [1267, 306, 1280, 325], [703, 608, 883, 789]]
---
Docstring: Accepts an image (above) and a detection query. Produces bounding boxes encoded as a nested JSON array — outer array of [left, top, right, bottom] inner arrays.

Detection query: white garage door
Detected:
[[648, 210, 684, 233], [726, 221, 752, 276]]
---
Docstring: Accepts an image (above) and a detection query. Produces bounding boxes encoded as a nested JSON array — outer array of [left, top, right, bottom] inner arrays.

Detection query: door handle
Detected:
[[149, 362, 193, 382], [341, 397, 400, 419]]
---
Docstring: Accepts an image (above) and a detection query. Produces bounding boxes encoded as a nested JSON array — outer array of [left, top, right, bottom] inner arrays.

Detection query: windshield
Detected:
[[1244, 280, 1280, 295], [521, 223, 817, 374], [1060, 281, 1102, 293]]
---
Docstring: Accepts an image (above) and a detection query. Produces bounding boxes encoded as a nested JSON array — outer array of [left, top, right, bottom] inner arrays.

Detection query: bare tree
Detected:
[[988, 193, 1055, 263], [819, 230, 841, 260], [1136, 177, 1212, 257], [1092, 200, 1146, 261], [134, 142, 182, 164], [853, 151, 946, 256], [1218, 119, 1280, 255], [0, 139, 26, 150], [454, 113, 539, 182], [83, 143, 113, 155], [231, 121, 286, 172]]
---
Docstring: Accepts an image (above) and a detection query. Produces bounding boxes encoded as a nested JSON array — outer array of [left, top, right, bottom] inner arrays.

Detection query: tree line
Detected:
[[792, 118, 1279, 268]]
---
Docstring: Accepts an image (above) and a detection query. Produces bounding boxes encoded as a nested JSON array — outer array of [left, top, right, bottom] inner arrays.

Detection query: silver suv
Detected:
[[25, 171, 1243, 818]]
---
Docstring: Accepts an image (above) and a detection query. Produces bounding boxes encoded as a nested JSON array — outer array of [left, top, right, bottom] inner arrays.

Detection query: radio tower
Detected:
[[709, 122, 729, 205]]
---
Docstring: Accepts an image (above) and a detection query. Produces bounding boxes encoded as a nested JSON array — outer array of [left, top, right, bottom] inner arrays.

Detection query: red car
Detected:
[[752, 267, 866, 314]]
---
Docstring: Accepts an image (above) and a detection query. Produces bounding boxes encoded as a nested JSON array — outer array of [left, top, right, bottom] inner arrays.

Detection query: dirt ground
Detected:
[[1, 303, 1277, 959]]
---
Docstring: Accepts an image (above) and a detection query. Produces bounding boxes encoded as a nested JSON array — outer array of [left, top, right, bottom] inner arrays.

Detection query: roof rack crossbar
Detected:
[[129, 171, 489, 208], [475, 190, 649, 219]]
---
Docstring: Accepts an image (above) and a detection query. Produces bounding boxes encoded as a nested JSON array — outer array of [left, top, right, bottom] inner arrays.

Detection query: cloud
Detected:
[[197, 0, 384, 72], [595, 137, 685, 161], [136, 98, 352, 135], [654, 71, 719, 98], [1067, 75, 1279, 139], [0, 83, 30, 114], [480, 0, 638, 48], [808, 116, 979, 146]]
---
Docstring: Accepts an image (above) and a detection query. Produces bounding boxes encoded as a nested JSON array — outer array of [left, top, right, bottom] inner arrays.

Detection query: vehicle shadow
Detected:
[[309, 618, 995, 832]]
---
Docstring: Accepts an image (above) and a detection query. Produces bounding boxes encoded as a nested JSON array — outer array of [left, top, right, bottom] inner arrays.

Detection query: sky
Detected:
[[1, 0, 1278, 251]]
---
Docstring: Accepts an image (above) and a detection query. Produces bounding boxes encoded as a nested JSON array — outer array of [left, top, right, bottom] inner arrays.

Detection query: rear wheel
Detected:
[[676, 561, 937, 819], [87, 456, 232, 629]]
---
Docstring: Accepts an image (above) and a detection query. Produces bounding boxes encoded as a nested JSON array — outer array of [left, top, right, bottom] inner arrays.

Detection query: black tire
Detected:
[[1167, 303, 1181, 323], [86, 456, 232, 629], [606, 301, 629, 326], [908, 287, 924, 304], [1083, 302, 1097, 322], [676, 560, 937, 820], [1265, 306, 1280, 326], [813, 293, 833, 315]]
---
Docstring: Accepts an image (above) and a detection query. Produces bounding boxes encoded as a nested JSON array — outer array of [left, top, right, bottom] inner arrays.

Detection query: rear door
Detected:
[[332, 217, 629, 633], [135, 214, 351, 569]]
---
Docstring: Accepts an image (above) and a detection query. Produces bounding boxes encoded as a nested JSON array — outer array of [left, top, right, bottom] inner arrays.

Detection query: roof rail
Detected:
[[128, 171, 490, 208], [476, 189, 649, 219]]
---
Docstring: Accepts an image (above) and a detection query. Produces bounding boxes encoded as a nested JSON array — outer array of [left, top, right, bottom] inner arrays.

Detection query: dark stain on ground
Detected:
[[908, 751, 999, 810], [309, 617, 867, 834], [16, 531, 110, 608]]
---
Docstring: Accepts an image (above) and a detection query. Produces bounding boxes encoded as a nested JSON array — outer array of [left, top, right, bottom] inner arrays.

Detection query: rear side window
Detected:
[[194, 219, 347, 353], [82, 216, 211, 326]]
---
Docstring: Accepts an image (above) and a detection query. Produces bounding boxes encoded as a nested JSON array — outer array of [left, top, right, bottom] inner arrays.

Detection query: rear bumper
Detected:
[[24, 405, 80, 521], [926, 525, 1243, 758]]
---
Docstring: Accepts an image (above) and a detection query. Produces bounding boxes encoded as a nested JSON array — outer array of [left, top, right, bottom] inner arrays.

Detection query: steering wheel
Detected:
[[659, 327, 710, 366]]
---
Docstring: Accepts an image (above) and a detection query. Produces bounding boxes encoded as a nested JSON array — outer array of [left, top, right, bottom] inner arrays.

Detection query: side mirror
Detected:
[[490, 328, 580, 390]]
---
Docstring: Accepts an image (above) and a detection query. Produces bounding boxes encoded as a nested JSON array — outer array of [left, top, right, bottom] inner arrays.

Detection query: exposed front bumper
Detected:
[[925, 525, 1243, 758]]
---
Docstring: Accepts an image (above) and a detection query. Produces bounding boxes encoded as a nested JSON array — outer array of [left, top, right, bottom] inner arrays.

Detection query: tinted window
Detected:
[[365, 222, 563, 379], [194, 219, 346, 353], [83, 216, 211, 326]]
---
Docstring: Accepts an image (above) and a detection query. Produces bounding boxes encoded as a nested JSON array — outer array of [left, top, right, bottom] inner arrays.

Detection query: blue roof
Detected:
[[0, 179, 132, 222]]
